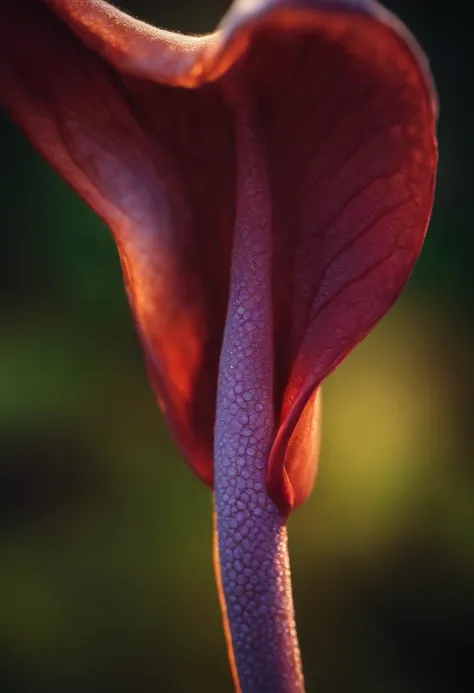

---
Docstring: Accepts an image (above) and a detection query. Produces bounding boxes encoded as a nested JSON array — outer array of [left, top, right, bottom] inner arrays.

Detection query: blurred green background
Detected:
[[0, 1, 472, 691]]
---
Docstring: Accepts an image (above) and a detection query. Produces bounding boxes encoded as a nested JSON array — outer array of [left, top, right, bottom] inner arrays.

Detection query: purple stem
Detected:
[[213, 96, 305, 693]]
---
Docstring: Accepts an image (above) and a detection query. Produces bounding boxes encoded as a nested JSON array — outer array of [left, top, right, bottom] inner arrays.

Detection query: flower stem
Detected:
[[213, 498, 304, 692], [213, 93, 305, 692]]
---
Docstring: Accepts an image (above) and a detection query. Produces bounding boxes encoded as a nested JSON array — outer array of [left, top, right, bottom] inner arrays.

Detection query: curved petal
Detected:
[[0, 0, 235, 485], [1, 0, 437, 513], [233, 0, 437, 512]]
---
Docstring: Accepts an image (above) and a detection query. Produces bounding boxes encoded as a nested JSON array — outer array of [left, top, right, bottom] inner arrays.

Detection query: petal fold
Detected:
[[45, 0, 214, 86]]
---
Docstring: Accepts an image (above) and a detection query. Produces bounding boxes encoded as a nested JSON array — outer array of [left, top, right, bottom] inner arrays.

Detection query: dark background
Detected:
[[0, 1, 473, 691]]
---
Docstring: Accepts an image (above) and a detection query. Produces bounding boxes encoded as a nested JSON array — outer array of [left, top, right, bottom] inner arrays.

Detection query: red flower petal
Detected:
[[0, 0, 437, 514]]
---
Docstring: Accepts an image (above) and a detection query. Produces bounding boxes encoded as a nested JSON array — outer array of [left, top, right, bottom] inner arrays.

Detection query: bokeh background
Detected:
[[0, 1, 472, 691]]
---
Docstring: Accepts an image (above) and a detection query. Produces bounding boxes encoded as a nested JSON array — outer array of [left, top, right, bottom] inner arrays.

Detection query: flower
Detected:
[[1, 1, 438, 689]]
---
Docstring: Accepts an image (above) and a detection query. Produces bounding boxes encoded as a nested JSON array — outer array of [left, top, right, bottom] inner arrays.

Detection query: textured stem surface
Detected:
[[214, 97, 305, 693]]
